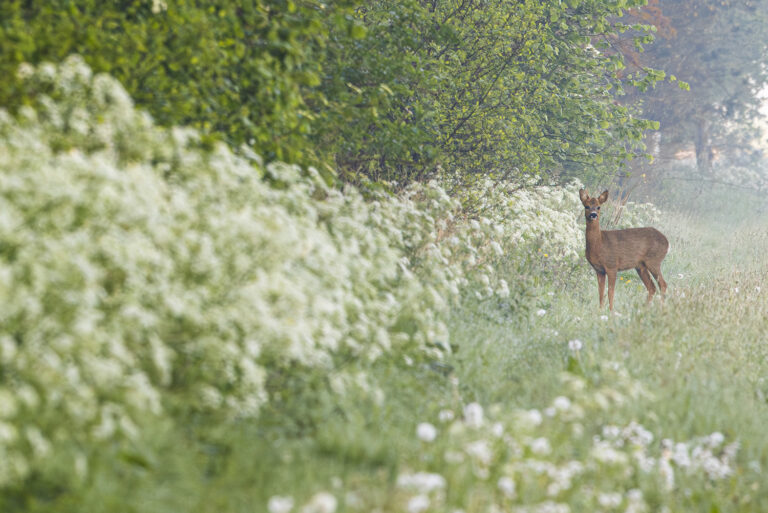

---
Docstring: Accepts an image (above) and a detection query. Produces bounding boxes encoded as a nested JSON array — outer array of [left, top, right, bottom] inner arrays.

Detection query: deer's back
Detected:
[[600, 227, 669, 271]]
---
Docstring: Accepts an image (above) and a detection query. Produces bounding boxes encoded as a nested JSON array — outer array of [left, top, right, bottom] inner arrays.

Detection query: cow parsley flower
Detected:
[[268, 496, 295, 513], [568, 339, 583, 352], [464, 402, 484, 428], [417, 422, 438, 442]]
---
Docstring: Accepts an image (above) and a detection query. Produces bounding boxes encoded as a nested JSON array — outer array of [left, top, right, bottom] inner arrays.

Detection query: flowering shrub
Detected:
[[0, 56, 458, 487]]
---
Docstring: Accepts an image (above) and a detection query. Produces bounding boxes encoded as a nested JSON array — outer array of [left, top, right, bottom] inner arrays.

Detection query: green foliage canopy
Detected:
[[315, 0, 661, 184], [0, 0, 661, 185], [0, 0, 360, 165]]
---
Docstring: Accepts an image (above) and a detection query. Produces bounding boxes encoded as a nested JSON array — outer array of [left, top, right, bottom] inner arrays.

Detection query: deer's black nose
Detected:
[[589, 212, 598, 219]]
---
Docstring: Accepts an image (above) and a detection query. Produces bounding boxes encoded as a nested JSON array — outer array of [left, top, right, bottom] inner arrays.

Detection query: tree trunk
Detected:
[[694, 119, 713, 176]]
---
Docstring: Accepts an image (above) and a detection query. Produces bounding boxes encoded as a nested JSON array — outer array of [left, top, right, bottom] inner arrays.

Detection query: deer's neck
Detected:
[[585, 220, 603, 263]]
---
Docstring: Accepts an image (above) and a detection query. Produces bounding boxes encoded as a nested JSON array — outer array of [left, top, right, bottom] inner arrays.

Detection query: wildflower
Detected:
[[530, 437, 552, 455], [600, 315, 609, 321], [301, 492, 337, 513], [417, 422, 437, 442], [465, 439, 493, 466], [517, 409, 543, 429], [497, 476, 516, 498], [536, 309, 547, 316], [407, 494, 430, 513], [464, 402, 484, 428], [707, 432, 725, 447], [597, 492, 622, 508], [268, 496, 295, 513], [568, 339, 583, 352], [658, 457, 675, 491], [438, 409, 455, 423], [396, 472, 446, 493], [552, 396, 571, 412]]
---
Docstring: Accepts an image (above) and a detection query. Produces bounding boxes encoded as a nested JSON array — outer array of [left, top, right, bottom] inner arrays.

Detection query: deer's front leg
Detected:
[[606, 270, 618, 311], [597, 271, 606, 309]]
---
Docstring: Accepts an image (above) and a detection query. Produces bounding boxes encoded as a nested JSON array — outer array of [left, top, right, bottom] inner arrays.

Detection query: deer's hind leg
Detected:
[[636, 265, 656, 303], [647, 263, 668, 301]]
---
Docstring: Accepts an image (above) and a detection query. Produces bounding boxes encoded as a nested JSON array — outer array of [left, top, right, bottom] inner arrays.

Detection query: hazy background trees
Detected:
[[620, 0, 768, 195]]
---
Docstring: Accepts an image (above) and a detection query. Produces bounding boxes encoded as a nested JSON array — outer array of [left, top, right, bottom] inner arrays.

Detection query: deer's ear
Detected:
[[578, 188, 589, 204], [597, 190, 609, 204]]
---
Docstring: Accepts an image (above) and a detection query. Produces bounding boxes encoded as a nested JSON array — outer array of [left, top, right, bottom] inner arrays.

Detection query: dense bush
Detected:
[[318, 0, 661, 183], [0, 0, 661, 186], [0, 0, 360, 166]]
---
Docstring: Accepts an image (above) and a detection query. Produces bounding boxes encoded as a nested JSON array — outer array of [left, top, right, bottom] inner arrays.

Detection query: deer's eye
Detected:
[[585, 206, 589, 209], [597, 207, 601, 210]]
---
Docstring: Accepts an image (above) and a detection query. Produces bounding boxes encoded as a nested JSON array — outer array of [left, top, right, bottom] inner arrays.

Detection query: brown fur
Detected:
[[579, 189, 669, 311]]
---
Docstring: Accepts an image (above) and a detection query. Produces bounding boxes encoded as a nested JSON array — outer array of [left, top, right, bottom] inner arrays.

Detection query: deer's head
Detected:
[[579, 189, 608, 222]]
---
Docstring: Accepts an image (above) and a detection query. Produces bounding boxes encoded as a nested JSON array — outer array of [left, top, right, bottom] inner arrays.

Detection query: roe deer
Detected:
[[579, 189, 669, 311]]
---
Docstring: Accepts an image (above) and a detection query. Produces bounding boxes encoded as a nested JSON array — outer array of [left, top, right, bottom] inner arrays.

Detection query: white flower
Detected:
[[658, 458, 675, 491], [530, 437, 551, 455], [301, 492, 337, 513], [417, 422, 438, 442], [465, 440, 493, 466], [464, 402, 484, 428], [707, 432, 725, 447], [600, 315, 609, 321], [567, 339, 583, 352], [407, 494, 430, 513], [438, 409, 455, 422], [268, 496, 295, 513], [517, 409, 543, 429], [536, 309, 547, 316], [396, 472, 446, 493], [552, 396, 571, 412], [597, 492, 622, 508], [497, 476, 516, 498]]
